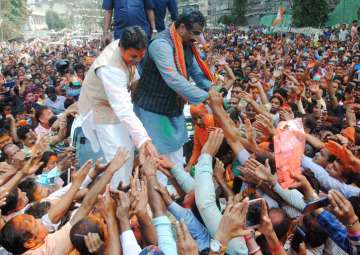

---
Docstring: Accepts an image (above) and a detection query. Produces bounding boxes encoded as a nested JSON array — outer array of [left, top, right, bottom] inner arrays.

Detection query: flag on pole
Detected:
[[272, 2, 285, 27]]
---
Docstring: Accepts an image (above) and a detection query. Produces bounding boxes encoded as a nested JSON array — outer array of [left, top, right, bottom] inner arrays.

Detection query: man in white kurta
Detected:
[[78, 26, 157, 188]]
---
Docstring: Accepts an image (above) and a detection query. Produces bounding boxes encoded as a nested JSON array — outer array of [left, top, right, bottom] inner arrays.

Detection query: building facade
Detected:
[[178, 0, 341, 25]]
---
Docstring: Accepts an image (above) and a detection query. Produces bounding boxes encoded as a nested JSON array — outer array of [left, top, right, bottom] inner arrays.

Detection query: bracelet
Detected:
[[244, 234, 254, 241], [249, 246, 261, 255], [346, 218, 359, 228]]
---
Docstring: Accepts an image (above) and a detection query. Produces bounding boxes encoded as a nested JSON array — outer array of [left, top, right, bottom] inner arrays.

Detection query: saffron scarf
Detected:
[[169, 23, 214, 82]]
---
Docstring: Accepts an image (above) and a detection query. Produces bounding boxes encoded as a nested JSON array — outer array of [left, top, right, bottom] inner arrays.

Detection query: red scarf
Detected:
[[170, 23, 214, 82]]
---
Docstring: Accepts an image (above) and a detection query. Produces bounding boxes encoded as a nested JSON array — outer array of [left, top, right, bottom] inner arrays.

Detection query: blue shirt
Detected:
[[152, 0, 178, 31], [168, 202, 210, 252], [301, 156, 360, 198], [317, 210, 353, 254], [102, 0, 154, 39], [134, 38, 211, 154]]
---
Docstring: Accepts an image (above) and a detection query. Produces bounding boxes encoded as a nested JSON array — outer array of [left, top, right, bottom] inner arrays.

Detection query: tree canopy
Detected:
[[219, 0, 248, 26], [45, 10, 66, 31], [0, 0, 28, 40], [292, 0, 329, 27]]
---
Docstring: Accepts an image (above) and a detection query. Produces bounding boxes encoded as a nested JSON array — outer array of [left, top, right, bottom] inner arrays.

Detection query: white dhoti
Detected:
[[78, 53, 151, 189], [95, 123, 135, 188], [156, 147, 184, 196]]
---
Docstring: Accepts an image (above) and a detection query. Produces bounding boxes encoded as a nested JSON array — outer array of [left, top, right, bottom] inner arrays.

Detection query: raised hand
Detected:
[[328, 190, 358, 226], [244, 158, 276, 187], [31, 135, 50, 157], [238, 91, 253, 102], [201, 128, 224, 157], [72, 160, 93, 187], [107, 148, 129, 174], [213, 158, 225, 182], [217, 56, 227, 66], [139, 141, 158, 164], [288, 173, 318, 201], [325, 66, 334, 81], [208, 90, 224, 110], [84, 233, 104, 254], [57, 152, 76, 172], [129, 169, 148, 216], [140, 156, 158, 177], [115, 191, 131, 232], [176, 221, 198, 255], [279, 108, 295, 121], [273, 66, 282, 79], [215, 197, 252, 245], [258, 200, 274, 236], [21, 156, 44, 176], [154, 183, 173, 207], [101, 185, 117, 219], [86, 157, 110, 179], [156, 155, 176, 171], [244, 118, 258, 150], [253, 114, 275, 138]]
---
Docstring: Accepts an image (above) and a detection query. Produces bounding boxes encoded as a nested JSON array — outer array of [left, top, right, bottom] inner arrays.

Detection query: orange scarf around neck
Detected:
[[170, 23, 214, 82]]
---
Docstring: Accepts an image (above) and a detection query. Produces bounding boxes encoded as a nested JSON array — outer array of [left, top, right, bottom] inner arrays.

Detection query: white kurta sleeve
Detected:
[[96, 66, 150, 149]]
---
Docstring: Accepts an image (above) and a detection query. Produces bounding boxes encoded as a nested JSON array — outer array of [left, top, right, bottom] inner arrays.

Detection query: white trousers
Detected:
[[157, 147, 184, 195], [95, 123, 135, 189]]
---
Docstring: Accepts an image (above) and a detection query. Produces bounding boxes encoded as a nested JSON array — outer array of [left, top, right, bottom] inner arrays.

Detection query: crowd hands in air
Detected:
[[1, 23, 360, 255]]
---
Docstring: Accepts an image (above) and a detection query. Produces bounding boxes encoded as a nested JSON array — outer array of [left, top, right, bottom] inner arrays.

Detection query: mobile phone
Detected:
[[4, 80, 15, 90], [291, 226, 306, 252], [303, 197, 329, 214], [246, 198, 263, 228]]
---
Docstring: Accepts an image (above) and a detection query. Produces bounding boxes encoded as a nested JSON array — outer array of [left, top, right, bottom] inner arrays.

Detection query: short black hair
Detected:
[[45, 86, 56, 95], [35, 106, 49, 123], [36, 151, 57, 175], [74, 63, 85, 72], [19, 178, 38, 203], [175, 10, 206, 30], [303, 214, 328, 247], [25, 201, 51, 219], [119, 26, 148, 50], [70, 217, 105, 255], [0, 188, 18, 216], [269, 208, 291, 241], [17, 126, 31, 141], [0, 218, 33, 254]]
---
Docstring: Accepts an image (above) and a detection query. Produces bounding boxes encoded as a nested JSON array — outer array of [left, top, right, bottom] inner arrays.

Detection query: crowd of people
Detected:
[[0, 5, 360, 255]]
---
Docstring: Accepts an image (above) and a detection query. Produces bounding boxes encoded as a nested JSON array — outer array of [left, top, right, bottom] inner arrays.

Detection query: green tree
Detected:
[[45, 10, 66, 30], [0, 0, 28, 40], [292, 0, 329, 27], [232, 0, 248, 25], [219, 15, 235, 25], [219, 0, 247, 25]]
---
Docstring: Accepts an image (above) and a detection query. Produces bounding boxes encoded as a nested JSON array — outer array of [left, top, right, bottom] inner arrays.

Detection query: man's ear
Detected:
[[24, 238, 37, 249]]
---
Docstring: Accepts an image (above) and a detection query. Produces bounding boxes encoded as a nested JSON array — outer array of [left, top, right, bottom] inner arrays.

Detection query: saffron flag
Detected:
[[274, 118, 305, 188], [272, 4, 285, 27]]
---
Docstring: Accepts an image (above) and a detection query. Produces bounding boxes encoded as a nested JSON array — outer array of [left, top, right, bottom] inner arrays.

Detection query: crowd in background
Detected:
[[0, 17, 360, 255]]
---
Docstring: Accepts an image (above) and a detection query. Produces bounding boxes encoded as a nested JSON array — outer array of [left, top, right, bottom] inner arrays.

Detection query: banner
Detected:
[[274, 118, 306, 188]]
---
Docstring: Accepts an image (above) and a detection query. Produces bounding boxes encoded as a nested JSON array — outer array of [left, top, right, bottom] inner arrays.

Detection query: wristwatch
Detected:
[[152, 29, 158, 33], [210, 239, 227, 253]]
